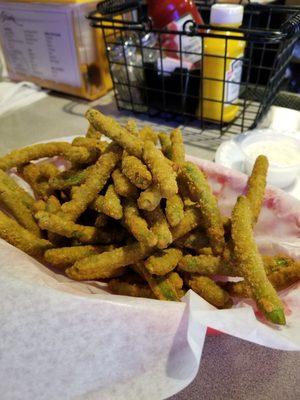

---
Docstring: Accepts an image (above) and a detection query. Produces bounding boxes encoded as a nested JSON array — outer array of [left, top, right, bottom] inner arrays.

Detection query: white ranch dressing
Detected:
[[245, 139, 300, 166]]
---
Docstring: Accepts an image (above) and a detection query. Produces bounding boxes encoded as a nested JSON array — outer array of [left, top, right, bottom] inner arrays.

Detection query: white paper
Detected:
[[0, 2, 81, 87], [1, 153, 300, 400]]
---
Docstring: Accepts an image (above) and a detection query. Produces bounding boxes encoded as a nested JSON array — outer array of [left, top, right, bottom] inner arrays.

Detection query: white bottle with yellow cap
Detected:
[[199, 4, 245, 123]]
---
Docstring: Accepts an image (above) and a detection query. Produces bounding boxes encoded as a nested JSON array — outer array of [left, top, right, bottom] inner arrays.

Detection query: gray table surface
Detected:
[[0, 92, 299, 400]]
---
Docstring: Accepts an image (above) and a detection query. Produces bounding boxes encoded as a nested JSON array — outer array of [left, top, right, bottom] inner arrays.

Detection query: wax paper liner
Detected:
[[1, 155, 300, 400]]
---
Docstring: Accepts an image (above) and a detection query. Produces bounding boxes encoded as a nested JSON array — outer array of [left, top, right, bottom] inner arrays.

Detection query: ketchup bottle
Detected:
[[147, 0, 204, 67], [147, 0, 204, 29]]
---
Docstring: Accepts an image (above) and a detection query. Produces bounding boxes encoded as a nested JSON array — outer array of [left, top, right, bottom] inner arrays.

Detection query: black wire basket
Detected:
[[89, 1, 300, 135]]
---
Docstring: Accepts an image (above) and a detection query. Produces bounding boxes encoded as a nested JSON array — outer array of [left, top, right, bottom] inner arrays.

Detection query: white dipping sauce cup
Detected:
[[239, 133, 300, 189]]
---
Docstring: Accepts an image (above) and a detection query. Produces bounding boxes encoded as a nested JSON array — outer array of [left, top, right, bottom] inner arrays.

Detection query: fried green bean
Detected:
[[49, 167, 90, 190], [61, 143, 122, 221], [108, 278, 155, 299], [232, 196, 285, 325], [158, 132, 172, 160], [65, 145, 100, 165], [165, 193, 184, 227], [168, 272, 183, 290], [178, 252, 297, 277], [44, 245, 111, 267], [0, 210, 52, 258], [174, 229, 209, 252], [263, 255, 295, 275], [122, 153, 152, 190], [134, 262, 179, 301], [144, 205, 172, 249], [139, 126, 158, 144], [124, 199, 157, 247], [66, 242, 153, 280], [137, 184, 162, 211], [125, 119, 139, 136], [102, 184, 123, 220], [86, 109, 144, 158], [20, 162, 59, 200], [246, 155, 268, 224], [143, 140, 178, 198], [178, 254, 226, 275], [86, 123, 101, 139], [170, 128, 185, 164], [45, 195, 61, 213], [0, 170, 34, 210], [189, 275, 233, 309], [112, 168, 138, 198], [145, 248, 182, 275], [35, 211, 121, 244], [0, 142, 71, 170], [180, 162, 225, 255], [72, 137, 108, 153], [227, 262, 300, 298], [170, 206, 203, 241], [0, 180, 41, 237]]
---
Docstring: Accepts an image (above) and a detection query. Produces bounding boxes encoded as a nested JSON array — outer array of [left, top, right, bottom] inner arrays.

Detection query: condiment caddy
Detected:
[[89, 1, 300, 135]]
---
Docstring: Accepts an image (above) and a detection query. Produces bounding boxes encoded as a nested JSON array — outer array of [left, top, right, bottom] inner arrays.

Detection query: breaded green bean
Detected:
[[35, 211, 121, 244], [61, 143, 122, 221], [145, 248, 182, 275], [168, 272, 183, 290], [178, 252, 296, 277], [158, 132, 172, 160], [19, 162, 59, 200], [189, 275, 233, 309], [178, 254, 225, 275], [232, 196, 285, 325], [124, 199, 157, 247], [143, 140, 178, 198], [45, 195, 61, 213], [263, 255, 295, 275], [134, 262, 179, 301], [44, 245, 111, 267], [0, 180, 41, 237], [66, 242, 154, 280], [170, 128, 185, 164], [174, 229, 209, 252], [144, 206, 172, 249], [112, 168, 138, 198], [170, 206, 203, 241], [92, 195, 105, 213], [137, 184, 162, 211], [0, 210, 52, 258], [72, 137, 108, 154], [122, 153, 152, 190], [125, 119, 139, 137], [180, 162, 225, 255], [0, 170, 34, 210], [33, 200, 46, 213], [65, 145, 99, 165], [49, 167, 90, 190], [86, 109, 144, 158], [227, 263, 300, 298], [139, 126, 158, 144], [102, 184, 123, 220], [165, 194, 184, 227], [246, 155, 268, 224], [0, 142, 72, 170], [108, 278, 155, 299], [86, 123, 101, 139]]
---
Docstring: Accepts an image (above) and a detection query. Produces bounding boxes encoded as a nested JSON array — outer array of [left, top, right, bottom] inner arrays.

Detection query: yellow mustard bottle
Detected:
[[200, 4, 245, 123]]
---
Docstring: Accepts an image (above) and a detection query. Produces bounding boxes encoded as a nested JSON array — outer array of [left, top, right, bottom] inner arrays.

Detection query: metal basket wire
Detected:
[[89, 2, 300, 135]]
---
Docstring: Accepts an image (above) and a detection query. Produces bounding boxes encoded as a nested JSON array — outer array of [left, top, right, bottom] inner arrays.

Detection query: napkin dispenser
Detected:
[[0, 0, 112, 100]]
